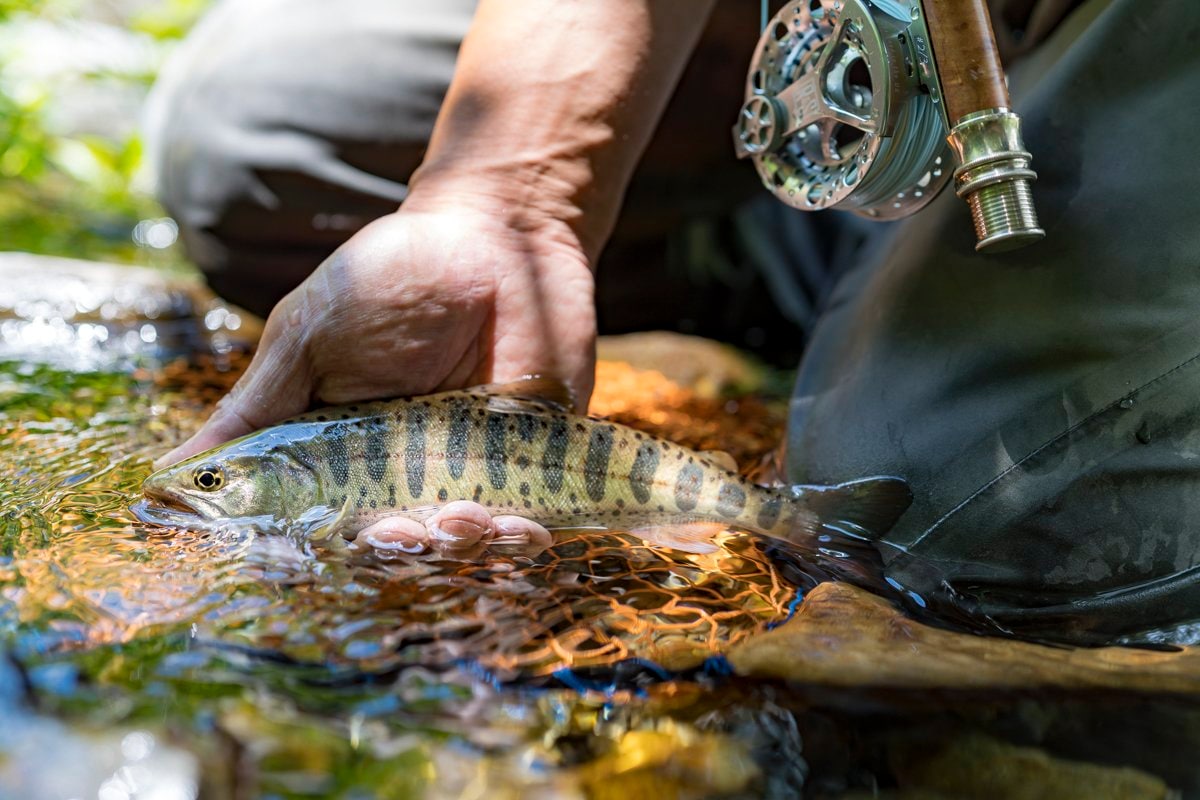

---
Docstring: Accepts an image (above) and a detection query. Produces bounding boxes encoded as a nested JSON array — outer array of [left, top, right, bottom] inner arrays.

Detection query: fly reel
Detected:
[[733, 0, 952, 221]]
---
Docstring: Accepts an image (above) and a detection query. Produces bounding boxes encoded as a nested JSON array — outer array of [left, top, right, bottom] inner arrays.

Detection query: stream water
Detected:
[[2, 257, 1200, 799]]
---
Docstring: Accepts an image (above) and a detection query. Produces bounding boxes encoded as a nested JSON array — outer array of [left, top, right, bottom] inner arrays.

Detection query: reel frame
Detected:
[[733, 0, 953, 221]]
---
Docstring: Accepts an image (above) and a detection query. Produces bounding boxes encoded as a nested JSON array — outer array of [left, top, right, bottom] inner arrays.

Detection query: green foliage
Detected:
[[0, 1, 206, 264], [130, 0, 210, 41]]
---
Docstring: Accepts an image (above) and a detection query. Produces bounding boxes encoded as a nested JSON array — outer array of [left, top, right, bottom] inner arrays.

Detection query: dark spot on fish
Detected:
[[516, 414, 537, 443], [485, 414, 508, 489], [657, 504, 664, 512], [634, 432, 643, 440], [575, 423, 586, 433], [325, 427, 351, 486], [674, 464, 703, 512], [542, 419, 569, 493], [387, 483, 396, 507], [717, 482, 747, 518], [757, 495, 783, 530], [473, 484, 483, 502], [349, 405, 359, 412], [615, 498, 625, 508], [524, 499, 532, 509], [676, 451, 684, 461], [316, 415, 327, 422], [437, 487, 448, 502], [365, 425, 389, 484], [447, 402, 470, 479], [572, 507, 581, 515], [359, 485, 368, 498], [569, 493, 577, 504], [405, 404, 427, 498], [584, 425, 614, 502], [421, 400, 432, 408], [520, 482, 530, 497], [516, 454, 531, 470], [369, 499, 377, 509], [629, 441, 659, 504]]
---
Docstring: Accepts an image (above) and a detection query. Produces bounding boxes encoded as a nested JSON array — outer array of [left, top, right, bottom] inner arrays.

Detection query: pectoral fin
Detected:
[[302, 499, 354, 541], [702, 449, 738, 472], [629, 520, 729, 554]]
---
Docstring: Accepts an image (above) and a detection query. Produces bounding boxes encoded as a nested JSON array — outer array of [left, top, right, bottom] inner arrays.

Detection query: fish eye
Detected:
[[192, 465, 225, 491]]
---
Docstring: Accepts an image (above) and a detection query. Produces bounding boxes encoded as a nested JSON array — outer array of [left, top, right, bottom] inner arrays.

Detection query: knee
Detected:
[[140, 1, 467, 312]]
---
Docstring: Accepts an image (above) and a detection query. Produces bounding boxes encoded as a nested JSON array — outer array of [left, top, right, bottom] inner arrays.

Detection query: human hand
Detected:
[[159, 201, 596, 467]]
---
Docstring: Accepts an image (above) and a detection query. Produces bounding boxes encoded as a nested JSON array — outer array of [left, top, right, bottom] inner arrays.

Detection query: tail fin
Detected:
[[794, 476, 912, 541], [761, 476, 914, 601]]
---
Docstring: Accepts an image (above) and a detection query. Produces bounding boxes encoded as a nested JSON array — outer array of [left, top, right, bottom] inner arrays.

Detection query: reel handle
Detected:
[[921, 0, 1045, 253]]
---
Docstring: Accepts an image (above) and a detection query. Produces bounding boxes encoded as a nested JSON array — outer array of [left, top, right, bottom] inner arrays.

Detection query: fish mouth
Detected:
[[144, 485, 197, 513], [133, 485, 207, 528]]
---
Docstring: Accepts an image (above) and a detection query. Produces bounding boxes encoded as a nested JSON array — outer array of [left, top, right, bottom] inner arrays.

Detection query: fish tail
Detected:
[[761, 476, 914, 593], [791, 476, 913, 542]]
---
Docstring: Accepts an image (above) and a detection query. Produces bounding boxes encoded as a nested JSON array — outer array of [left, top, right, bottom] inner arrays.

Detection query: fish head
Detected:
[[141, 436, 306, 523]]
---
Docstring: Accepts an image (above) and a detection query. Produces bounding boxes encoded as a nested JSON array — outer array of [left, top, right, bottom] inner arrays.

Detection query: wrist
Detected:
[[405, 155, 612, 264], [402, 163, 604, 270]]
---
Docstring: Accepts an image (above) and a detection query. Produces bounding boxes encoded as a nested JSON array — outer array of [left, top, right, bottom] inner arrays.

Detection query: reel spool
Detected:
[[733, 0, 952, 221]]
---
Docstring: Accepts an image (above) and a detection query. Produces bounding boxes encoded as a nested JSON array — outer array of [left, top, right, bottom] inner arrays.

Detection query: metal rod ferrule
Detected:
[[946, 108, 1045, 253]]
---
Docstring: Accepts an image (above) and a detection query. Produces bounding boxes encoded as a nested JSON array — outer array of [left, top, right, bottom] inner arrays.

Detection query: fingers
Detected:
[[426, 500, 493, 553], [490, 515, 552, 554], [156, 292, 316, 468], [356, 516, 429, 553], [488, 254, 597, 412], [351, 502, 552, 559]]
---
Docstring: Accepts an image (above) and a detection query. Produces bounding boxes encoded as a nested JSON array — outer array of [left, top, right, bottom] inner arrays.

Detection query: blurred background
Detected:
[[0, 0, 205, 265]]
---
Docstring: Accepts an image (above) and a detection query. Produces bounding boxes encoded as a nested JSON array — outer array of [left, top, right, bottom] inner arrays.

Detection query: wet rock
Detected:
[[885, 733, 1174, 800], [728, 582, 1200, 693], [0, 252, 260, 370], [575, 724, 760, 799]]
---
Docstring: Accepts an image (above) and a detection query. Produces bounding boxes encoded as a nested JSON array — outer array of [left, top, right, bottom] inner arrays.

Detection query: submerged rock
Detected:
[[885, 733, 1174, 800], [729, 581, 1200, 694]]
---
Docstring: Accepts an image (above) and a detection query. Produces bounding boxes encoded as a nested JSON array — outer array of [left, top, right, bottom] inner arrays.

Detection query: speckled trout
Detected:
[[139, 378, 911, 548]]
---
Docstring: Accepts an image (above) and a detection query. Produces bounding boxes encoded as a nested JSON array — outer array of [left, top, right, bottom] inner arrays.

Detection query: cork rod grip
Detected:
[[920, 0, 1009, 121]]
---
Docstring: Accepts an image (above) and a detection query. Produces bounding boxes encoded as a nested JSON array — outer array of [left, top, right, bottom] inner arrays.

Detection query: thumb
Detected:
[[155, 299, 315, 468]]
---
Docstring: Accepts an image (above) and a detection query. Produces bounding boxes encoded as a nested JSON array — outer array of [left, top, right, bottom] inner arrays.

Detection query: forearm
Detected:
[[407, 0, 716, 261]]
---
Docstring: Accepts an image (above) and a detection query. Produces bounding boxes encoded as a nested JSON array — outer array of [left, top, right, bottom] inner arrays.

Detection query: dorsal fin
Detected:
[[467, 375, 574, 414], [702, 449, 738, 472]]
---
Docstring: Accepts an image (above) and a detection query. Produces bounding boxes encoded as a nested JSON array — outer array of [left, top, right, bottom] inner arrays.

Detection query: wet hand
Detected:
[[159, 206, 596, 466]]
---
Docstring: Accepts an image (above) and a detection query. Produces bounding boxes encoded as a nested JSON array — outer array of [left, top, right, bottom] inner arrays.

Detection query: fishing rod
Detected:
[[734, 0, 1044, 253]]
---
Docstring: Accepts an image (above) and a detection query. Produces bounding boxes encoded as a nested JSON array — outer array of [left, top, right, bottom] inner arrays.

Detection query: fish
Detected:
[[137, 377, 911, 554]]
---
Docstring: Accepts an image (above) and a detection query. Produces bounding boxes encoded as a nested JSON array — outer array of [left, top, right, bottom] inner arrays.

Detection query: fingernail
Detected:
[[429, 518, 490, 546], [363, 532, 427, 553]]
